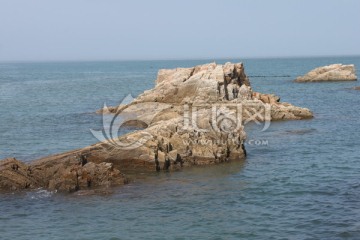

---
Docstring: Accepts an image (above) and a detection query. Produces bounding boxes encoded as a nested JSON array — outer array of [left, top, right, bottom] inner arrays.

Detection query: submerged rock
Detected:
[[0, 62, 313, 193], [295, 64, 357, 82]]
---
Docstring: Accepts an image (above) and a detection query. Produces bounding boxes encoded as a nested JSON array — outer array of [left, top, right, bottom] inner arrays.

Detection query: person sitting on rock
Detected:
[[77, 154, 87, 166], [11, 163, 19, 171]]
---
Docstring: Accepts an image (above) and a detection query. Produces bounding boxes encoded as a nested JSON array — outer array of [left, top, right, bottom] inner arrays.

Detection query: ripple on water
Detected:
[[1, 58, 360, 239]]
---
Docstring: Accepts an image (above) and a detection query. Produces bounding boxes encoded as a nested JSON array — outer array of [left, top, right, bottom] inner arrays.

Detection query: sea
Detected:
[[0, 57, 359, 239]]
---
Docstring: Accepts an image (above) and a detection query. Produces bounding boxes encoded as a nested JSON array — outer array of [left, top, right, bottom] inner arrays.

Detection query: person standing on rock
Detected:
[[186, 145, 192, 157], [164, 154, 171, 170], [154, 148, 160, 172], [232, 85, 239, 99], [235, 86, 239, 98]]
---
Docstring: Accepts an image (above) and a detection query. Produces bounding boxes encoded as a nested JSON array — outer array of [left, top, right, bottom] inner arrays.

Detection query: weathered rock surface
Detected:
[[295, 64, 357, 82], [0, 62, 313, 193], [103, 62, 312, 120], [0, 155, 128, 192]]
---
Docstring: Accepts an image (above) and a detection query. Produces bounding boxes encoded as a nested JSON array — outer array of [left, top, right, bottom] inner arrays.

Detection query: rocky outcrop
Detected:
[[0, 62, 313, 193], [0, 158, 40, 190], [295, 64, 357, 82], [102, 63, 312, 120], [0, 155, 128, 192]]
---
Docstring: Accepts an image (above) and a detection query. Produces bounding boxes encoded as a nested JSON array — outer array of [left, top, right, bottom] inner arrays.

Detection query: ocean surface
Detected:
[[0, 57, 360, 239]]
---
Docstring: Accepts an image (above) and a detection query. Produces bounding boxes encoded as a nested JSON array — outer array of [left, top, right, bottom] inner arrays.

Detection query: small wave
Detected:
[[26, 188, 57, 199]]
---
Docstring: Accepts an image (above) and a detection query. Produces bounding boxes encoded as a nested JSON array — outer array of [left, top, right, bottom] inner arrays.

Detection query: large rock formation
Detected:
[[0, 62, 313, 193], [102, 62, 312, 120], [295, 64, 357, 82]]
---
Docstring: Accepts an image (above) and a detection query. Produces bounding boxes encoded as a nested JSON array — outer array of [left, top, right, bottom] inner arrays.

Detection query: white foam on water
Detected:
[[26, 188, 57, 200]]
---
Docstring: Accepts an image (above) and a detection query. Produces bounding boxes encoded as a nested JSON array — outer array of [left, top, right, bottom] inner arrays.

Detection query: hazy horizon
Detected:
[[2, 54, 360, 64], [1, 0, 359, 62]]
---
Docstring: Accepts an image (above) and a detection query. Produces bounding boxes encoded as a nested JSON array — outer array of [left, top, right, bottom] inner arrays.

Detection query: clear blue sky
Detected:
[[0, 0, 359, 61]]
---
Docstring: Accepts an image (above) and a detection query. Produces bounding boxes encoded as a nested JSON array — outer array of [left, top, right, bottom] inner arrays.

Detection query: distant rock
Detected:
[[295, 64, 357, 82], [352, 86, 360, 90]]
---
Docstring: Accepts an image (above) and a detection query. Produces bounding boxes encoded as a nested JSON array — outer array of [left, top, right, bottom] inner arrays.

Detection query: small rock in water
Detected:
[[295, 64, 357, 82]]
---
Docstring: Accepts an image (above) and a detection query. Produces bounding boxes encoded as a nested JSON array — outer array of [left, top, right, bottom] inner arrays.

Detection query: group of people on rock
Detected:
[[153, 138, 184, 172], [217, 82, 242, 100]]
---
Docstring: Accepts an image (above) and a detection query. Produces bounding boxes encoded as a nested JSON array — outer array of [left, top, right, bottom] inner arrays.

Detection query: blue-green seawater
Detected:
[[0, 57, 359, 239]]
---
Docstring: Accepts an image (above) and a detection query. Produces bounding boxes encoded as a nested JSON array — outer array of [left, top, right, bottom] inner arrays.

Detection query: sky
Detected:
[[0, 0, 359, 61]]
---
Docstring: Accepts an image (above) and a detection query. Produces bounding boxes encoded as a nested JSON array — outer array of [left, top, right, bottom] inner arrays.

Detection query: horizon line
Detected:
[[1, 54, 360, 64]]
